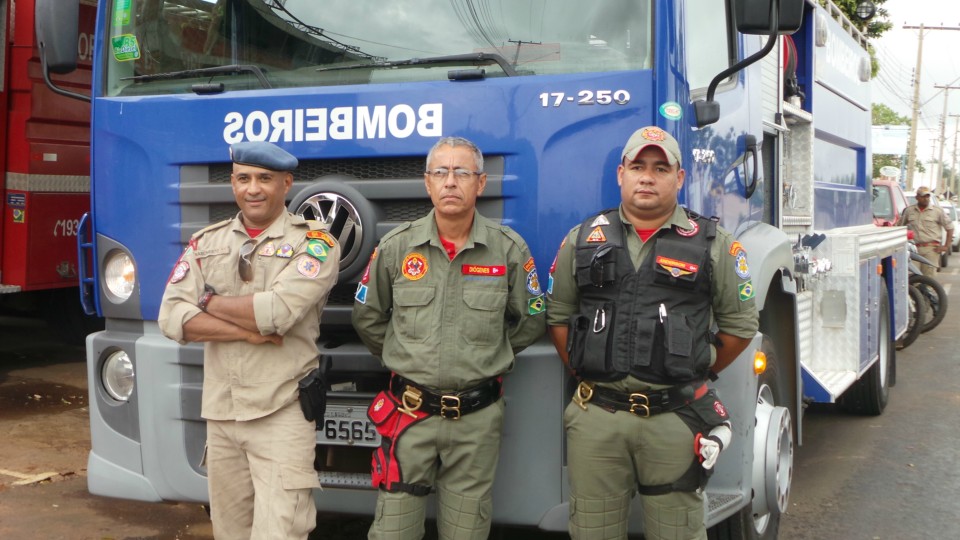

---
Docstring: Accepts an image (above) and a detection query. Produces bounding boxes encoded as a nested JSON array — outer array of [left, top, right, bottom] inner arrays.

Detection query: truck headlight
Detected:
[[103, 250, 136, 302], [102, 350, 135, 402]]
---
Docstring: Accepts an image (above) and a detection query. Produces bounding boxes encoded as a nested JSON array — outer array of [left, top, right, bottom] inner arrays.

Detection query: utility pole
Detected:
[[934, 85, 960, 193], [904, 24, 924, 190], [952, 113, 960, 198], [903, 24, 960, 190]]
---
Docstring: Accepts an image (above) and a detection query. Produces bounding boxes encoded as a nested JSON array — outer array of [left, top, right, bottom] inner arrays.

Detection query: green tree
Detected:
[[823, 1, 893, 77], [828, 0, 893, 39], [872, 102, 910, 125]]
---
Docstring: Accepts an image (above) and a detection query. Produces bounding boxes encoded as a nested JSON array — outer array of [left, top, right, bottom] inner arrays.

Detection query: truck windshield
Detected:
[[105, 0, 653, 97]]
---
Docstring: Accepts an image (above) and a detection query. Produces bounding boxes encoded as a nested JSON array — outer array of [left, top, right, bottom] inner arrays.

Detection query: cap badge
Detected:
[[641, 127, 666, 141]]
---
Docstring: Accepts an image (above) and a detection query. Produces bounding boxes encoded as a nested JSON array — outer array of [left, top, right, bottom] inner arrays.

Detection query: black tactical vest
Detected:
[[567, 208, 716, 384]]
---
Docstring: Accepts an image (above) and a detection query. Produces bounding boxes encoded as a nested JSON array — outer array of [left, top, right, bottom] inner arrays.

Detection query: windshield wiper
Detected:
[[123, 64, 272, 89], [316, 53, 518, 77]]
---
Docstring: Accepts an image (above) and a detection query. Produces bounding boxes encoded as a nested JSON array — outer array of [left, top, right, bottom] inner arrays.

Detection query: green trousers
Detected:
[[564, 399, 707, 540], [368, 399, 505, 540]]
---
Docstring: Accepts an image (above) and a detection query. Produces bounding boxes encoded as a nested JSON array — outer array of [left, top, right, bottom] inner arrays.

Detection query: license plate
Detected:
[[317, 403, 381, 447]]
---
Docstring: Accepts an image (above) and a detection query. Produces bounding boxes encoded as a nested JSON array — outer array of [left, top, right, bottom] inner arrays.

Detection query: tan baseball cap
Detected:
[[621, 126, 682, 166], [916, 186, 932, 197]]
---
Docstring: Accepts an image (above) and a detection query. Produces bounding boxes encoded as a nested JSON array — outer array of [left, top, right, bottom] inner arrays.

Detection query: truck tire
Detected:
[[909, 274, 947, 333], [839, 286, 892, 416], [708, 338, 790, 540], [897, 285, 925, 349]]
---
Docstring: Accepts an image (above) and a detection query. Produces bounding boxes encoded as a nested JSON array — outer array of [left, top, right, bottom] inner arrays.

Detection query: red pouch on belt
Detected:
[[366, 390, 430, 495]]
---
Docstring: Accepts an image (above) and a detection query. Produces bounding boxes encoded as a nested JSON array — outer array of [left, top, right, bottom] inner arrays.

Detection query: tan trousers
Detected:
[[205, 400, 320, 540], [368, 399, 505, 540], [564, 399, 706, 540], [917, 245, 940, 278]]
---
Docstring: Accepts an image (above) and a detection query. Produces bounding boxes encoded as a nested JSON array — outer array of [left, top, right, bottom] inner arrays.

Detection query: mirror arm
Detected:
[[39, 43, 90, 103]]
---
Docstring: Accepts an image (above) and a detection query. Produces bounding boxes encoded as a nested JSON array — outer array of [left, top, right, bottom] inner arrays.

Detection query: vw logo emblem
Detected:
[[293, 192, 363, 270]]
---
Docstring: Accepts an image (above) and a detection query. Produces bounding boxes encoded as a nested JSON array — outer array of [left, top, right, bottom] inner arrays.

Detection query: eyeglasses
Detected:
[[238, 239, 256, 282], [425, 168, 482, 182]]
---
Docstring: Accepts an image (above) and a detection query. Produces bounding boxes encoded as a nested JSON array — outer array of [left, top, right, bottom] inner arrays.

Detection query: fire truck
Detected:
[[39, 0, 906, 537], [0, 0, 97, 333]]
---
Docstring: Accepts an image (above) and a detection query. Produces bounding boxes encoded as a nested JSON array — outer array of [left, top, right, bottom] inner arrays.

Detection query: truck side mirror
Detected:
[[695, 0, 805, 127], [735, 0, 804, 35], [35, 0, 89, 102]]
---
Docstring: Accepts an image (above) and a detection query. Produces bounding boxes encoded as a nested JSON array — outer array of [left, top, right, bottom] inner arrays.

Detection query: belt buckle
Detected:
[[440, 395, 461, 420], [629, 393, 651, 417], [573, 381, 594, 410], [399, 386, 423, 418]]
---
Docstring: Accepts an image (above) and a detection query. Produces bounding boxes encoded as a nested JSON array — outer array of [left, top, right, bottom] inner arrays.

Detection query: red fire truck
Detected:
[[0, 0, 96, 333]]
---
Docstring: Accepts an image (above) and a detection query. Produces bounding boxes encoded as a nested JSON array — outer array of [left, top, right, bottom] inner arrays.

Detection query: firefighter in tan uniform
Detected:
[[352, 137, 545, 540], [896, 185, 954, 278], [159, 142, 339, 539], [546, 127, 759, 540]]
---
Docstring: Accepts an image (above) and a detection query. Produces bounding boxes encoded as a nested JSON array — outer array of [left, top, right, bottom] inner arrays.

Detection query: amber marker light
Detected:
[[753, 350, 768, 375], [876, 263, 883, 275]]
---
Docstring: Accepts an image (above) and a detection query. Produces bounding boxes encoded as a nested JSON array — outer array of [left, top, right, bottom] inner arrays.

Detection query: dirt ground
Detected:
[[0, 315, 213, 540]]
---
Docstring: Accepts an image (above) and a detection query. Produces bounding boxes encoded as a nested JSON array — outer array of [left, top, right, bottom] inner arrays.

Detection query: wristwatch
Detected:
[[198, 285, 216, 312]]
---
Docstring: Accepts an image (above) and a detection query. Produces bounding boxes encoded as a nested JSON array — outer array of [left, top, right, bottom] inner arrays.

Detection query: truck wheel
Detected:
[[709, 338, 791, 540], [909, 274, 947, 333], [897, 285, 925, 349], [839, 286, 892, 416]]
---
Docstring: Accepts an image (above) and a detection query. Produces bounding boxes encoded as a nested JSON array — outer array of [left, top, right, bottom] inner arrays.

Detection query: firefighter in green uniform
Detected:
[[352, 136, 546, 540], [546, 127, 759, 540], [159, 142, 340, 539]]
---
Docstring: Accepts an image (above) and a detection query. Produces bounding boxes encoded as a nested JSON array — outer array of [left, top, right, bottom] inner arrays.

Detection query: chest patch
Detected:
[[675, 219, 700, 237], [586, 226, 607, 243], [462, 264, 505, 276], [402, 253, 429, 280], [656, 255, 699, 277]]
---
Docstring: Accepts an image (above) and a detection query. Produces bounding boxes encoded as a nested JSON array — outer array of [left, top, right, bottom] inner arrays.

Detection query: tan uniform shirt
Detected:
[[546, 205, 759, 389], [158, 212, 339, 421], [352, 210, 546, 391], [897, 204, 954, 244]]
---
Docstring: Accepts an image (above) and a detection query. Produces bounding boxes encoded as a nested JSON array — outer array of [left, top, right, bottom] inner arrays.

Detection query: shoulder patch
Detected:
[[306, 239, 329, 262], [169, 260, 190, 284], [306, 230, 337, 247]]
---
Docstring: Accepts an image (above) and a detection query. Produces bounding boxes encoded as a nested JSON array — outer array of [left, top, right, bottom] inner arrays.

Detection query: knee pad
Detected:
[[368, 493, 427, 540], [568, 492, 632, 540], [641, 492, 706, 540], [436, 488, 492, 540]]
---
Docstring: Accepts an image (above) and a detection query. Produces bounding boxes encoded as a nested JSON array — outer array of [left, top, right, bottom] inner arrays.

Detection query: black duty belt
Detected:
[[389, 374, 502, 420], [574, 380, 708, 417]]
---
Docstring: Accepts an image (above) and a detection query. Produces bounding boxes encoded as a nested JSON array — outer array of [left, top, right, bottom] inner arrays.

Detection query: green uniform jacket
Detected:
[[158, 212, 340, 421], [547, 205, 759, 388], [352, 210, 546, 391]]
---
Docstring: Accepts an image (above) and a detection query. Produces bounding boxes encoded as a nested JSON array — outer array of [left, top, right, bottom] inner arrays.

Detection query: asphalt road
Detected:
[[779, 259, 960, 539], [0, 253, 957, 539]]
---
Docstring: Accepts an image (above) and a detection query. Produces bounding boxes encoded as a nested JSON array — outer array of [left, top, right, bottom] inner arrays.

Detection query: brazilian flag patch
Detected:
[[528, 295, 545, 315], [738, 280, 755, 302], [306, 240, 328, 262]]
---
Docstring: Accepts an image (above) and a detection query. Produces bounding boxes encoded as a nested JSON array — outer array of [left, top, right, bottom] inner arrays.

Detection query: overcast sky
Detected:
[[872, 0, 960, 173]]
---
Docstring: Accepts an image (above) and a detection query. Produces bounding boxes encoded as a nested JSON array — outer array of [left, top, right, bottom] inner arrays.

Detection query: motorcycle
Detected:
[[907, 243, 948, 335]]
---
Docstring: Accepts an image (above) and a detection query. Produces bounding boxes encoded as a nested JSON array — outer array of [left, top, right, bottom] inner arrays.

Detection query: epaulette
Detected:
[[378, 221, 412, 245], [496, 223, 527, 249], [191, 218, 233, 240]]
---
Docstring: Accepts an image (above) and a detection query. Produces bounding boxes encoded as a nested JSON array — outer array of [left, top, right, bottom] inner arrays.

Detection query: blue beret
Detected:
[[230, 142, 298, 171]]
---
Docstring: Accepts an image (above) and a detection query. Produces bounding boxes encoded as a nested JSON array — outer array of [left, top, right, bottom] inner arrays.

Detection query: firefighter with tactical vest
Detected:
[[546, 126, 759, 540], [352, 136, 546, 540]]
